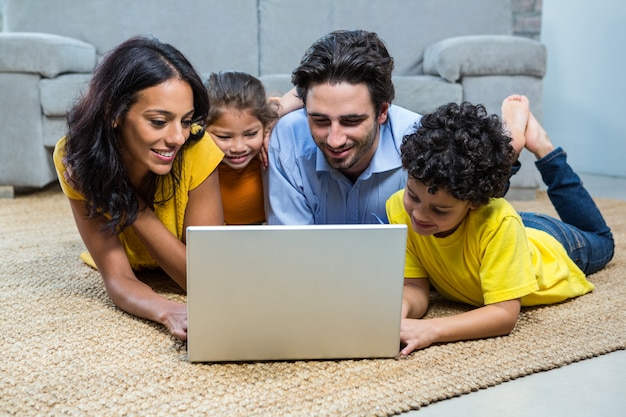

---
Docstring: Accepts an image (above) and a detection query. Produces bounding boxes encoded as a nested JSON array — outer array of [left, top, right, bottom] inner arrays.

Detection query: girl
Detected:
[[205, 71, 279, 224]]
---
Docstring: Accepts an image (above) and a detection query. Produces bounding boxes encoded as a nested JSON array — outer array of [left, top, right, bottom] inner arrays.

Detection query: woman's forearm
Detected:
[[130, 208, 187, 289]]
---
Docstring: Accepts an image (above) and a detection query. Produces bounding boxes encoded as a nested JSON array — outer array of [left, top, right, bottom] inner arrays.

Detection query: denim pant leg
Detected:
[[519, 147, 614, 275]]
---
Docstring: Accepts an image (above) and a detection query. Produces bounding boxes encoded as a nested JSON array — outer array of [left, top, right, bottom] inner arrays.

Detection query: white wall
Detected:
[[542, 0, 626, 177]]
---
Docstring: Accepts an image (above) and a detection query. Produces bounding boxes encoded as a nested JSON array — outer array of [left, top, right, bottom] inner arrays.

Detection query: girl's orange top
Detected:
[[218, 158, 266, 225]]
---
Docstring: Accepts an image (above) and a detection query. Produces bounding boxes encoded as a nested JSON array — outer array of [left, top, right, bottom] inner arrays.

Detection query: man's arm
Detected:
[[265, 114, 317, 225]]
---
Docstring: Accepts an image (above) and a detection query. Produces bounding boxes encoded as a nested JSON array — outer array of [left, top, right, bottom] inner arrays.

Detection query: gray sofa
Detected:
[[0, 0, 546, 197]]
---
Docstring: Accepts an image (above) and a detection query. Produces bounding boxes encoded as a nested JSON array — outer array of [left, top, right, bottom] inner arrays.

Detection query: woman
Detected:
[[53, 36, 224, 340]]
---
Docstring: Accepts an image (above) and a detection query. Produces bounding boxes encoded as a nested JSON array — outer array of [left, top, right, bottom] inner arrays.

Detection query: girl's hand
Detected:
[[260, 90, 304, 170], [259, 126, 272, 170]]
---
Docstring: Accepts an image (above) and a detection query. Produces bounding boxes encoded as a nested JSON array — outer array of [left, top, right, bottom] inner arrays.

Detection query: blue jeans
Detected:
[[515, 148, 614, 275]]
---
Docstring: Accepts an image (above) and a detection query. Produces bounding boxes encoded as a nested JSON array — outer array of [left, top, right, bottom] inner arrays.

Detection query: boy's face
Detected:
[[304, 81, 389, 181], [403, 177, 475, 238]]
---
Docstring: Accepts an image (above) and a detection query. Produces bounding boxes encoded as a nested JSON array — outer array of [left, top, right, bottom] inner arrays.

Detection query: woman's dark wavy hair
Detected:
[[401, 102, 516, 207], [292, 29, 395, 116], [206, 71, 278, 128], [64, 36, 209, 234]]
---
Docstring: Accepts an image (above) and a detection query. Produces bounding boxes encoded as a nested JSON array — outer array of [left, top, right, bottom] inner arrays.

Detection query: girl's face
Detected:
[[116, 78, 194, 186], [403, 177, 475, 238], [207, 107, 265, 171]]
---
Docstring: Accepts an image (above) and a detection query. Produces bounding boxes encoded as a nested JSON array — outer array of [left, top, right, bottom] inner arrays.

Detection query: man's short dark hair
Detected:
[[292, 29, 395, 115]]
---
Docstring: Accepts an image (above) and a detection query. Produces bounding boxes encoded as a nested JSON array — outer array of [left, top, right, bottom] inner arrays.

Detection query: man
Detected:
[[266, 29, 422, 224]]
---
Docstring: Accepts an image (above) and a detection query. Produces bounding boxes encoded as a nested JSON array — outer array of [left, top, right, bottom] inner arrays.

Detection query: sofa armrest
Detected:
[[423, 35, 547, 83], [0, 32, 96, 78]]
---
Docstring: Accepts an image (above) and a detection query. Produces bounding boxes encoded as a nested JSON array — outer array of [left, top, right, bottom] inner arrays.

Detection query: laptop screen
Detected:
[[186, 224, 407, 362]]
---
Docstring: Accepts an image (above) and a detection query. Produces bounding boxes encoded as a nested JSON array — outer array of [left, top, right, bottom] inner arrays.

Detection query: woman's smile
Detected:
[[152, 148, 177, 161]]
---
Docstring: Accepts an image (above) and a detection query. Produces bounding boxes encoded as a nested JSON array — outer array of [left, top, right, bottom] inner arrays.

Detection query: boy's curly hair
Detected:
[[401, 102, 515, 206]]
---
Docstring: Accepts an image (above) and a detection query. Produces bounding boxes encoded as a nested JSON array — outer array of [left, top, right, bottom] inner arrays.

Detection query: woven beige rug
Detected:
[[1, 186, 624, 416]]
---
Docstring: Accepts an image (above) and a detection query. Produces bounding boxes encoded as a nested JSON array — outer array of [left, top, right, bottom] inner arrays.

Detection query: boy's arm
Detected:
[[402, 278, 430, 319], [400, 298, 521, 356]]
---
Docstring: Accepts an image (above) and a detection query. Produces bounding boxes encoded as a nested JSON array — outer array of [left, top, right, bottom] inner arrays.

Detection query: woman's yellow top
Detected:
[[53, 133, 223, 270]]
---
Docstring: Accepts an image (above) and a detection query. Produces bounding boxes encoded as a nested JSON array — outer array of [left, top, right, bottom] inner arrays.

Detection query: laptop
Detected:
[[186, 224, 407, 362]]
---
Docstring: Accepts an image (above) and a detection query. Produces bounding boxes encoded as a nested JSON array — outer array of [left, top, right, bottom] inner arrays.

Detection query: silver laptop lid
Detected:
[[186, 224, 407, 362]]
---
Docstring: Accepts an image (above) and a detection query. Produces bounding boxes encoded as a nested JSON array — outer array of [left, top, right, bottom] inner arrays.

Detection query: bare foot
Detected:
[[501, 95, 529, 158], [525, 112, 555, 159]]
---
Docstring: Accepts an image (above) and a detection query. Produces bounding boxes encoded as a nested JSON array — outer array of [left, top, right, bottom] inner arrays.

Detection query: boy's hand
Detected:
[[399, 317, 439, 355]]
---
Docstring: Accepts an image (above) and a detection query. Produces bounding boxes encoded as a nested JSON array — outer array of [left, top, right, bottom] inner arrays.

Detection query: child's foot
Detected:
[[525, 112, 555, 160], [501, 94, 529, 158]]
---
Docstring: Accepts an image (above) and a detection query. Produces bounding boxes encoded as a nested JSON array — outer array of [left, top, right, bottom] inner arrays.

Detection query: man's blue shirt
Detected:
[[266, 105, 421, 224]]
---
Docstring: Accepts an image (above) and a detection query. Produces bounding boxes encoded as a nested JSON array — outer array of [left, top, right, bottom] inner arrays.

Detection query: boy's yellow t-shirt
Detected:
[[386, 190, 593, 307], [53, 133, 224, 270]]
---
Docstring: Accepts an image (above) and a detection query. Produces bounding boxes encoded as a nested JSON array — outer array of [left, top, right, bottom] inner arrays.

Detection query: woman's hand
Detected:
[[161, 301, 188, 340], [67, 197, 189, 339]]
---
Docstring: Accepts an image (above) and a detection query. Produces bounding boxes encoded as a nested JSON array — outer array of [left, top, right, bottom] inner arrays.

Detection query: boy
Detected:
[[387, 96, 614, 355]]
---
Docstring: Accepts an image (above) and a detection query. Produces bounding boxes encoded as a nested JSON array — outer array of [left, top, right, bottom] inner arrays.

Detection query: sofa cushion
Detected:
[[0, 33, 96, 78], [2, 0, 259, 76], [0, 72, 57, 187], [259, 74, 296, 98], [259, 0, 512, 76], [43, 116, 68, 148], [424, 35, 547, 83], [39, 74, 92, 117], [393, 75, 463, 115]]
